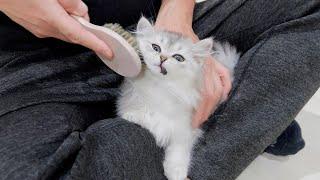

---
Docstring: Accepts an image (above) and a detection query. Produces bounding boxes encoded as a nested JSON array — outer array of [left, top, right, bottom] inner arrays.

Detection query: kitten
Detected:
[[117, 17, 239, 180]]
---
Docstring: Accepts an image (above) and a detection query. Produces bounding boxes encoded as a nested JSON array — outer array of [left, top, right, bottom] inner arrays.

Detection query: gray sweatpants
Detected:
[[0, 0, 319, 179]]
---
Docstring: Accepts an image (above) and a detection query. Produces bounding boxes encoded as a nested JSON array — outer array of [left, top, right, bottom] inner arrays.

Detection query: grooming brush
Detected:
[[72, 15, 142, 77]]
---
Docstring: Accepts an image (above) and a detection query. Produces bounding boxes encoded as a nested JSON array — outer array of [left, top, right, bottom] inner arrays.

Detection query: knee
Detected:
[[75, 118, 165, 179], [83, 118, 157, 149]]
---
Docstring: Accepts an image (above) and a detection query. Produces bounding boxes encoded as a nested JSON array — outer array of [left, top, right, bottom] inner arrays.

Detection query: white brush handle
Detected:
[[72, 15, 141, 77]]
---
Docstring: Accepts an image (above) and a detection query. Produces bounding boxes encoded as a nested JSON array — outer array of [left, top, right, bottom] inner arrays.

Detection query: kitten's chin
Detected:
[[146, 65, 167, 76], [160, 66, 167, 75]]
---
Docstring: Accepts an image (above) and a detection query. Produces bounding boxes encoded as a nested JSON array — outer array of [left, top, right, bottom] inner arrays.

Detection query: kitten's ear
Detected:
[[192, 38, 213, 58], [137, 16, 153, 32]]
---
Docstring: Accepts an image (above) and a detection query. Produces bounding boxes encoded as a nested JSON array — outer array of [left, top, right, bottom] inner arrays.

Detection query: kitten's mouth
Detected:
[[159, 64, 167, 75]]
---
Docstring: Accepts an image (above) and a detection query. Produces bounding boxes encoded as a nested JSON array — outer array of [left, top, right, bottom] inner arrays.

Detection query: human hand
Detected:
[[192, 58, 232, 128], [155, 0, 232, 128], [0, 0, 113, 59]]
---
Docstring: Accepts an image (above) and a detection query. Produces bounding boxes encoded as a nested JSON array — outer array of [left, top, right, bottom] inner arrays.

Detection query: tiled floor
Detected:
[[237, 89, 320, 180]]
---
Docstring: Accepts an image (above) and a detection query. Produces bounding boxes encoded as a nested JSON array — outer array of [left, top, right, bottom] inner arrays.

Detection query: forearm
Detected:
[[158, 0, 196, 27]]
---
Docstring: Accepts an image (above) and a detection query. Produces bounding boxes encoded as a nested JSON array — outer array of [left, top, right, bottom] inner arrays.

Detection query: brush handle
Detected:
[[72, 15, 141, 77]]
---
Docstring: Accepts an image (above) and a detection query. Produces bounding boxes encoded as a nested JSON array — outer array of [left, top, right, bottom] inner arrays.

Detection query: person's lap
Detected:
[[190, 0, 320, 179], [0, 103, 98, 179], [1, 0, 319, 179], [0, 102, 164, 179], [0, 0, 162, 179]]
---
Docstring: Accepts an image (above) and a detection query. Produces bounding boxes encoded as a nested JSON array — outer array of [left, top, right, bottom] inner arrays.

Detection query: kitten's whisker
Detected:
[[210, 51, 218, 55]]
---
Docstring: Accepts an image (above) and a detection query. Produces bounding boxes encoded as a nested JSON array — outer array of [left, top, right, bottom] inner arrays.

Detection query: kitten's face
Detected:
[[136, 17, 213, 79]]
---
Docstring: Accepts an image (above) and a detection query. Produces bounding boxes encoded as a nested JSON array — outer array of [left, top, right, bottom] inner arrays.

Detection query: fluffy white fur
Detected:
[[212, 41, 240, 81], [117, 17, 239, 180]]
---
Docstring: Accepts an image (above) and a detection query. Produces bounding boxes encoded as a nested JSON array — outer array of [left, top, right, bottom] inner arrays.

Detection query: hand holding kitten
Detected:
[[155, 0, 232, 128]]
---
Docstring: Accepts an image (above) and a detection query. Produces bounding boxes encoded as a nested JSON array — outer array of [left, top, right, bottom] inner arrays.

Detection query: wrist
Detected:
[[159, 0, 195, 26], [0, 0, 4, 11], [0, 0, 8, 11]]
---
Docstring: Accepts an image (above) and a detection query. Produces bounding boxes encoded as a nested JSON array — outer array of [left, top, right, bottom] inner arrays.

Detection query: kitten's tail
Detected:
[[212, 41, 240, 80]]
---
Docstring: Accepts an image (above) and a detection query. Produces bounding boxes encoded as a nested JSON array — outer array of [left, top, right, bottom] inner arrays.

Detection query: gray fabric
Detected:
[[0, 0, 319, 180], [191, 0, 320, 179]]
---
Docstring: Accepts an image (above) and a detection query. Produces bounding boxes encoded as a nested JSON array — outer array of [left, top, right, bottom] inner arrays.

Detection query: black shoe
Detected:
[[264, 120, 305, 156]]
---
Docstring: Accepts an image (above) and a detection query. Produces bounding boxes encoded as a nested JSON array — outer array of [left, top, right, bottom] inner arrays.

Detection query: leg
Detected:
[[0, 1, 164, 179], [0, 103, 165, 180], [194, 0, 320, 52], [163, 132, 196, 180], [0, 102, 108, 179], [68, 118, 165, 180], [190, 0, 320, 179]]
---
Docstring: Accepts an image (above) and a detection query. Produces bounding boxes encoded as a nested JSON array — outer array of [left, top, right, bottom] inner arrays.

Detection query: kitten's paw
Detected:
[[121, 113, 140, 123], [163, 161, 188, 180], [154, 129, 171, 147]]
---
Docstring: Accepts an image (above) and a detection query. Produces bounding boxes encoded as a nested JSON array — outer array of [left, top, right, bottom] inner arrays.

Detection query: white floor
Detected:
[[237, 89, 320, 180]]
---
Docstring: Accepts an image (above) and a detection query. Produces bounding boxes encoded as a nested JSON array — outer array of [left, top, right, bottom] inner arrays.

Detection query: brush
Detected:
[[72, 15, 142, 77]]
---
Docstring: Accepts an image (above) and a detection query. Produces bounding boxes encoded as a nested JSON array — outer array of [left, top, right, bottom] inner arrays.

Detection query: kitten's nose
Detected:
[[160, 55, 167, 62]]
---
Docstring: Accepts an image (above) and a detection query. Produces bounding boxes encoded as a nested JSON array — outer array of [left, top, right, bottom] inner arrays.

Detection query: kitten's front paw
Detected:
[[121, 112, 139, 123], [163, 160, 188, 180]]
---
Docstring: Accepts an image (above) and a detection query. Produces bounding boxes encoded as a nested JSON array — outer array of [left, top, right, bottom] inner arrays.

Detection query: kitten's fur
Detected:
[[117, 17, 239, 180]]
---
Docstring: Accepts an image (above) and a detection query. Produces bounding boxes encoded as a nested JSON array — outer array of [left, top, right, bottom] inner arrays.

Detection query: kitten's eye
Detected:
[[172, 54, 185, 62], [152, 44, 161, 53]]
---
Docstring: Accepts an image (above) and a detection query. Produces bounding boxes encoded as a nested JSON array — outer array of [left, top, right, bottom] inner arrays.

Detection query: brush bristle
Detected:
[[103, 23, 144, 62]]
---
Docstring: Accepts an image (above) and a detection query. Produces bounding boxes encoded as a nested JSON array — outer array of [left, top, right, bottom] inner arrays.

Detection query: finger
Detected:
[[192, 101, 206, 128], [203, 59, 223, 113], [210, 74, 224, 107], [49, 3, 113, 59], [58, 0, 89, 18], [208, 58, 224, 96], [220, 71, 232, 101], [215, 60, 232, 101], [192, 57, 227, 128], [192, 63, 213, 127], [192, 61, 218, 128]]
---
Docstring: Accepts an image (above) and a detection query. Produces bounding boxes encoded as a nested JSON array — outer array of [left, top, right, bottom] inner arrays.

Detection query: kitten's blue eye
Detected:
[[172, 54, 185, 62], [152, 44, 161, 53]]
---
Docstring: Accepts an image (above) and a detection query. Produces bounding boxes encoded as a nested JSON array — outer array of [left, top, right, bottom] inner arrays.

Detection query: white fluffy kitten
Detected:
[[117, 17, 239, 180]]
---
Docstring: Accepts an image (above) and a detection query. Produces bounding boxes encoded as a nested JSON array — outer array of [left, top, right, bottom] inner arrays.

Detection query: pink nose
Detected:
[[160, 55, 167, 62]]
